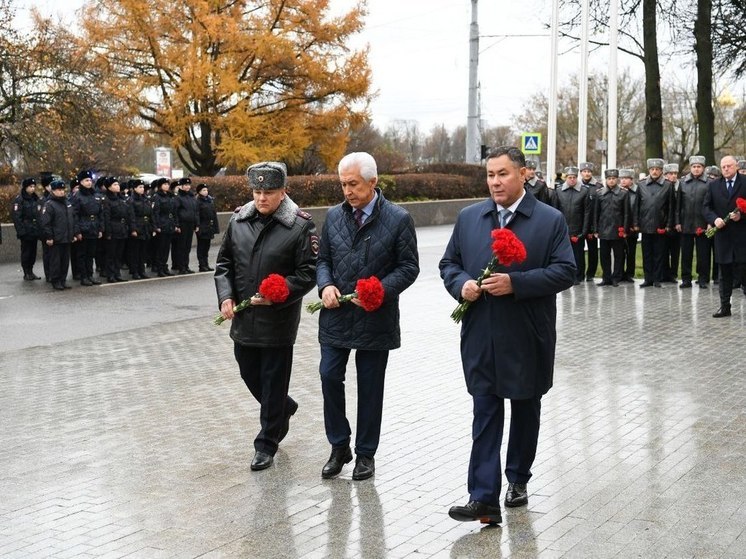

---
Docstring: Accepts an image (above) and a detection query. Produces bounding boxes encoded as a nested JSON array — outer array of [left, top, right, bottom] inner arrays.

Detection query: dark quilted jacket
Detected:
[[316, 189, 419, 350]]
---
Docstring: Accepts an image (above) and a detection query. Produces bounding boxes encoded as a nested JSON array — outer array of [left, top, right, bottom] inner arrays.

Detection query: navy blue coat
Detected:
[[703, 173, 746, 264], [439, 193, 576, 399]]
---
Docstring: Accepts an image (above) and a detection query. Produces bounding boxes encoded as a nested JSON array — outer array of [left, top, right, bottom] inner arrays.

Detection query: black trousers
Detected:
[[48, 242, 70, 285], [127, 239, 148, 275], [624, 233, 638, 279], [599, 238, 625, 283], [585, 236, 598, 279], [155, 232, 173, 273], [173, 223, 195, 271], [42, 242, 51, 280], [20, 237, 38, 273], [234, 344, 296, 456], [77, 237, 98, 280], [680, 234, 711, 284], [570, 238, 585, 282], [70, 241, 80, 278], [641, 233, 666, 283], [197, 237, 211, 269], [468, 395, 542, 506], [718, 262, 746, 307], [665, 232, 681, 280], [105, 238, 127, 279]]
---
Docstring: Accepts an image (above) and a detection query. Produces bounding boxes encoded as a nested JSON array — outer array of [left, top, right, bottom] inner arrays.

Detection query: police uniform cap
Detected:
[[70, 177, 80, 188], [40, 175, 54, 188], [663, 163, 679, 174], [178, 177, 192, 186], [247, 161, 287, 190], [525, 160, 537, 170], [196, 183, 208, 193], [738, 160, 746, 170], [77, 170, 93, 182], [707, 166, 722, 177], [22, 178, 36, 188], [604, 169, 619, 178], [689, 155, 706, 166], [579, 162, 594, 172], [50, 179, 66, 190], [131, 179, 145, 188], [618, 169, 634, 179], [647, 158, 665, 169], [564, 166, 579, 176], [103, 176, 119, 188]]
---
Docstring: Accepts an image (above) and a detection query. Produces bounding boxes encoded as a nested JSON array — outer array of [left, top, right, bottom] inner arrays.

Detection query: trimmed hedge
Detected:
[[1, 171, 488, 223]]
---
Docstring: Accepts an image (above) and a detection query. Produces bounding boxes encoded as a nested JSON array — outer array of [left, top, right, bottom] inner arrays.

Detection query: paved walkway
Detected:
[[1, 225, 745, 558]]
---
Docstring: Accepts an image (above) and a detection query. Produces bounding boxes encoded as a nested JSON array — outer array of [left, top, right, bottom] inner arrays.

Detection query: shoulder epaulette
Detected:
[[234, 206, 242, 213], [296, 209, 312, 220]]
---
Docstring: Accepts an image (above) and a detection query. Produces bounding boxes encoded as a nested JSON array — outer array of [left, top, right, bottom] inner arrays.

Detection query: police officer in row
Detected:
[[619, 169, 639, 283], [663, 163, 681, 282], [196, 183, 220, 272], [72, 170, 104, 286], [152, 177, 179, 277], [173, 177, 198, 274], [675, 155, 711, 288], [41, 180, 77, 290], [555, 166, 590, 285], [11, 178, 43, 280], [127, 179, 155, 279], [594, 169, 632, 286], [579, 162, 601, 281], [103, 177, 130, 283], [637, 158, 675, 287]]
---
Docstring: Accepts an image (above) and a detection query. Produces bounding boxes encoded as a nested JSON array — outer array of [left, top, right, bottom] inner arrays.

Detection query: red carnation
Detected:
[[258, 273, 289, 303], [737, 197, 746, 213], [618, 226, 626, 238], [570, 236, 579, 244], [695, 227, 704, 236], [355, 276, 385, 312], [491, 228, 527, 267], [707, 197, 746, 238], [656, 228, 666, 235]]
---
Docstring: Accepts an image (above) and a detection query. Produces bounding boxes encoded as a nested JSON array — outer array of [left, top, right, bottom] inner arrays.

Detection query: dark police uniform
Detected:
[[127, 185, 154, 279], [152, 186, 179, 276], [71, 171, 104, 285], [637, 159, 674, 287], [103, 179, 131, 282], [12, 178, 43, 280], [41, 181, 77, 290], [174, 178, 199, 273], [196, 185, 220, 271], [594, 170, 631, 286]]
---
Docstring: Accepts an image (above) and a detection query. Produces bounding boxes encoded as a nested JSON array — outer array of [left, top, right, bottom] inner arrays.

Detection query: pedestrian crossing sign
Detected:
[[521, 133, 542, 155]]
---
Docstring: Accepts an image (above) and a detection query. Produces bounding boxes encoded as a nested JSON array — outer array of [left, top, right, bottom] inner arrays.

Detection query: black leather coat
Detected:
[[214, 196, 317, 347], [594, 185, 631, 239], [636, 176, 674, 233], [12, 189, 42, 239], [555, 184, 590, 237], [676, 174, 708, 233]]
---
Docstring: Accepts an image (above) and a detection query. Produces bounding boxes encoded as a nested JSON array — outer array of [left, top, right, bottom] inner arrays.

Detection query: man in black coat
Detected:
[[316, 152, 419, 482], [41, 180, 78, 290], [703, 155, 746, 317], [637, 158, 674, 287], [173, 177, 199, 274], [71, 170, 104, 286], [215, 162, 317, 471], [11, 178, 43, 280], [663, 163, 682, 282], [196, 183, 220, 271], [676, 155, 710, 288], [524, 160, 556, 207], [619, 169, 640, 282], [102, 178, 131, 282], [594, 169, 631, 286], [555, 166, 590, 285], [580, 162, 600, 281]]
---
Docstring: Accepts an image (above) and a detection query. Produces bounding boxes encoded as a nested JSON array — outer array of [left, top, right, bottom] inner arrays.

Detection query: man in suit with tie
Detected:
[[703, 155, 746, 317], [440, 146, 576, 525]]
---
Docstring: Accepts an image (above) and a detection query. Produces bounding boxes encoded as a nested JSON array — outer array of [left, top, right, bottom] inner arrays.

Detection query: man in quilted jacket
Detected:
[[316, 152, 420, 481]]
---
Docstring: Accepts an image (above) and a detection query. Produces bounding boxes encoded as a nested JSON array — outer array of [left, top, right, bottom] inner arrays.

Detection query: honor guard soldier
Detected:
[[662, 163, 681, 282], [102, 177, 131, 282], [173, 177, 199, 274], [196, 183, 220, 271], [637, 158, 674, 287], [71, 170, 104, 286], [11, 178, 43, 280], [618, 169, 639, 282], [41, 180, 77, 290], [40, 175, 54, 281], [126, 179, 154, 279], [555, 166, 590, 285], [675, 156, 710, 288], [593, 169, 631, 286], [152, 178, 178, 276], [579, 162, 600, 280], [524, 160, 556, 207]]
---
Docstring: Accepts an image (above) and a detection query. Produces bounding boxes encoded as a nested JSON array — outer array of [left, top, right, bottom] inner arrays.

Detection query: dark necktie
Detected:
[[727, 179, 734, 195], [499, 208, 512, 228], [353, 208, 364, 228]]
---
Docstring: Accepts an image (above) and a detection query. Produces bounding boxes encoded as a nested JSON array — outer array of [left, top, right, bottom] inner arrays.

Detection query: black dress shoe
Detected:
[[679, 281, 692, 289], [139, 273, 150, 279], [185, 268, 195, 274], [89, 277, 101, 285], [713, 306, 732, 318], [23, 273, 32, 281], [504, 483, 528, 507], [321, 447, 353, 479], [115, 277, 128, 282], [639, 281, 653, 288], [250, 451, 273, 471], [597, 280, 611, 286], [198, 267, 210, 272], [698, 282, 708, 289], [612, 281, 619, 287], [80, 278, 93, 286], [653, 282, 662, 287], [29, 272, 41, 280], [158, 271, 167, 277], [206, 266, 214, 271], [52, 282, 65, 291], [352, 455, 375, 481], [132, 274, 142, 280], [278, 400, 299, 443], [448, 500, 502, 525]]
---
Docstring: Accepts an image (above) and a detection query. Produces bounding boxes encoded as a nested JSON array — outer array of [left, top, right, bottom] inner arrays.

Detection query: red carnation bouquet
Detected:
[[656, 228, 667, 235], [306, 276, 385, 314], [695, 227, 705, 237], [706, 197, 746, 238], [450, 228, 527, 323], [570, 235, 579, 243], [214, 273, 289, 325], [618, 226, 626, 238]]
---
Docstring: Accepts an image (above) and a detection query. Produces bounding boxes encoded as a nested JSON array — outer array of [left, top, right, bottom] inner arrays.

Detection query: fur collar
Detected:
[[236, 195, 298, 227]]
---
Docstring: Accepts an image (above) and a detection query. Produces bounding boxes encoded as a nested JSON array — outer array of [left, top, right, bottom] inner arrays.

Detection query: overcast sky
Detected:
[[16, 0, 662, 134]]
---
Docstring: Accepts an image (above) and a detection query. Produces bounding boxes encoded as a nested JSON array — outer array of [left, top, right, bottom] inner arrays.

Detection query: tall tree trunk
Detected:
[[694, 0, 715, 164], [642, 0, 664, 159]]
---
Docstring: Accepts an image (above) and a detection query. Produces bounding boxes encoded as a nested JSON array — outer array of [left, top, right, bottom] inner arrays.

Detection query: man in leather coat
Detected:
[[637, 158, 674, 287], [676, 156, 710, 288], [215, 162, 317, 471]]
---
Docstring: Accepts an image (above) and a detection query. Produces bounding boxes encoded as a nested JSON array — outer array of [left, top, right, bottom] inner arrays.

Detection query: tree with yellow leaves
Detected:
[[81, 0, 372, 176]]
